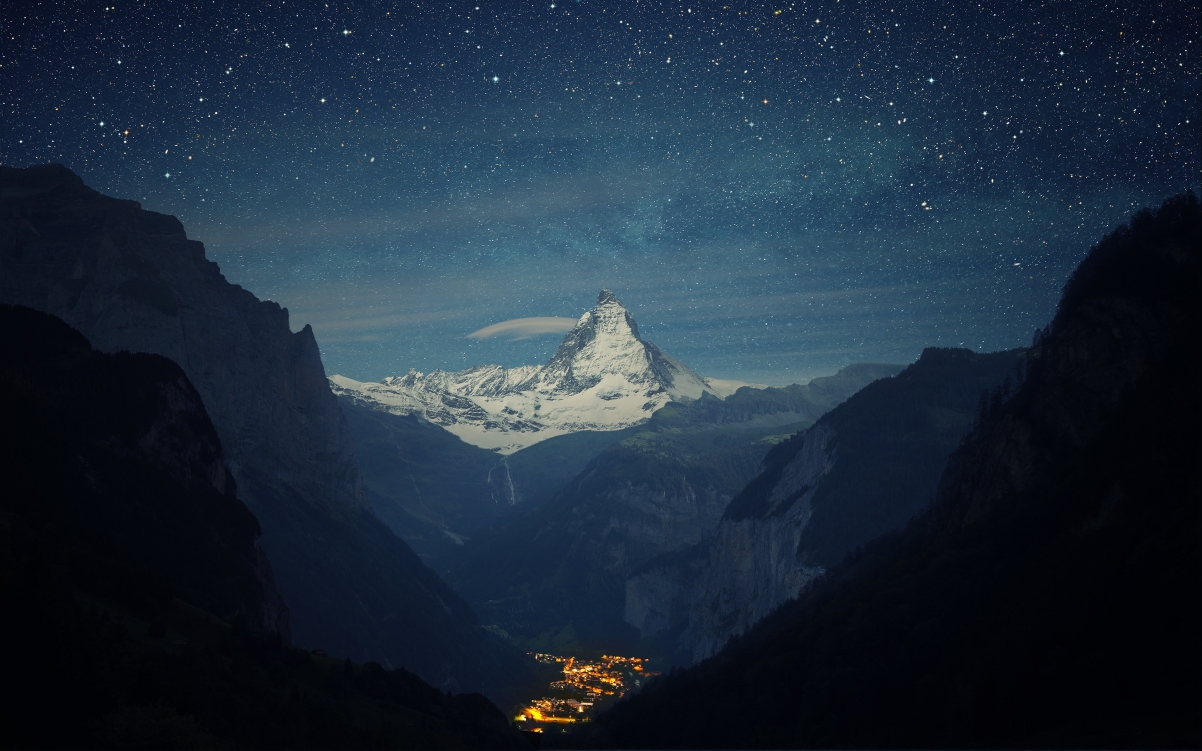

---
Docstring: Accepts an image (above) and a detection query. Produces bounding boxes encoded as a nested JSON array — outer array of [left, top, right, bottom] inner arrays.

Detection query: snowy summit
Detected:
[[330, 289, 720, 453]]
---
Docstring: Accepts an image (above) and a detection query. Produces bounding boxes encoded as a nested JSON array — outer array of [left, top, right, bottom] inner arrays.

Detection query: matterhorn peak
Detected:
[[597, 288, 621, 306], [329, 289, 715, 453]]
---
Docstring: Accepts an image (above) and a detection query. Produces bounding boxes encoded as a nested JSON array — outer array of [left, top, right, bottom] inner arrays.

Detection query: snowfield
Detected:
[[329, 290, 741, 454]]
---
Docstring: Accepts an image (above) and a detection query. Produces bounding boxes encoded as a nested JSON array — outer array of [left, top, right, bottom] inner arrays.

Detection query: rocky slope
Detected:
[[632, 347, 1024, 663], [0, 303, 288, 636], [586, 192, 1201, 749], [928, 196, 1200, 537], [0, 310, 529, 750], [331, 289, 716, 454], [0, 164, 531, 698], [445, 362, 900, 653]]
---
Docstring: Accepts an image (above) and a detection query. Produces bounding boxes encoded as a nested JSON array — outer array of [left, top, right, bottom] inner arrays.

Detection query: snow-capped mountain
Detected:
[[330, 289, 718, 453]]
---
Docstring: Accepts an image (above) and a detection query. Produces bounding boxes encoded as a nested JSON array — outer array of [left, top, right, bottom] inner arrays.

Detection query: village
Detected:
[[515, 653, 659, 732]]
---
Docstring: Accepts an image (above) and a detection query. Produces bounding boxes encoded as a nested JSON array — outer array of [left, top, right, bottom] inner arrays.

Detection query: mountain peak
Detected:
[[330, 290, 716, 453], [597, 288, 622, 306]]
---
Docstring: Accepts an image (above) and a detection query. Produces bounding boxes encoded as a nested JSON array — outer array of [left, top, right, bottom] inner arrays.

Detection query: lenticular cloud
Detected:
[[467, 316, 578, 340]]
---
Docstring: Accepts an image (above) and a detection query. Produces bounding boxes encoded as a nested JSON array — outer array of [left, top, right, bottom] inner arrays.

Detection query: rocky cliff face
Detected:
[[624, 544, 709, 646], [625, 424, 834, 657], [0, 164, 364, 516], [0, 303, 289, 635], [674, 424, 834, 660], [632, 347, 1024, 663], [0, 164, 531, 698]]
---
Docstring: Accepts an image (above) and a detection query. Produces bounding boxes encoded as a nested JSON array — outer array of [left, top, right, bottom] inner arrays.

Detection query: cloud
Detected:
[[467, 317, 578, 341]]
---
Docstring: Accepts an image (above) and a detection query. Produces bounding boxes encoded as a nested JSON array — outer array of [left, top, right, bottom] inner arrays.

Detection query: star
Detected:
[[3, 0, 1186, 388]]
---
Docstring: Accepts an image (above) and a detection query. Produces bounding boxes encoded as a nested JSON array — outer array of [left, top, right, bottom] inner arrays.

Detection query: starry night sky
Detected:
[[4, 0, 1198, 383]]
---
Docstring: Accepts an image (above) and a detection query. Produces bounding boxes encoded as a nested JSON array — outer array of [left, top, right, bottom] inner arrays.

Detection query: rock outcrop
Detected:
[[674, 424, 834, 659]]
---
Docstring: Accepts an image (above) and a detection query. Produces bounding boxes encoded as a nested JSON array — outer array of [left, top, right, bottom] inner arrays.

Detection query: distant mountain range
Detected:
[[332, 289, 791, 564], [331, 289, 735, 454]]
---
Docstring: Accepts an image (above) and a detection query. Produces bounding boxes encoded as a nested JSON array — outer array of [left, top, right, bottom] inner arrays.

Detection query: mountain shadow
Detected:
[[0, 163, 534, 700], [582, 192, 1201, 748], [0, 304, 530, 748], [0, 303, 287, 636], [630, 346, 1025, 665]]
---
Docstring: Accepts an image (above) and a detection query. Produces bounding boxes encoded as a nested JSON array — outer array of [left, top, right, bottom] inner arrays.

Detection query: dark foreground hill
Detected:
[[582, 192, 1201, 748], [0, 303, 287, 637], [0, 304, 530, 749], [0, 163, 533, 698]]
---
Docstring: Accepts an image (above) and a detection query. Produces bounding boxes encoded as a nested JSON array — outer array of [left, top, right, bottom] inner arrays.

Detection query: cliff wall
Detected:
[[0, 164, 530, 697]]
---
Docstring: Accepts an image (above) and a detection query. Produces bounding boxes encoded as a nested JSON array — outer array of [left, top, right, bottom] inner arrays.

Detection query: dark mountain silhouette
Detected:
[[0, 163, 533, 699], [0, 305, 529, 748], [582, 192, 1201, 748], [631, 346, 1024, 665], [0, 303, 287, 636]]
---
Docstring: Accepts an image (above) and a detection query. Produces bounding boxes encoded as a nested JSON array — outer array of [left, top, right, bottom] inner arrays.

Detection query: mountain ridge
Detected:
[[628, 346, 1025, 664], [583, 191, 1201, 749], [0, 163, 534, 700], [331, 289, 716, 453]]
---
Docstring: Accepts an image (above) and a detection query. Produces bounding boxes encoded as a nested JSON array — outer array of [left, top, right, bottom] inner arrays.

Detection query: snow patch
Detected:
[[703, 378, 770, 399]]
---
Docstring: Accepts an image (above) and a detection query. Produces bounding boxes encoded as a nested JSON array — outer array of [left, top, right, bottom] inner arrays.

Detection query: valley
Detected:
[[0, 161, 1194, 748]]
